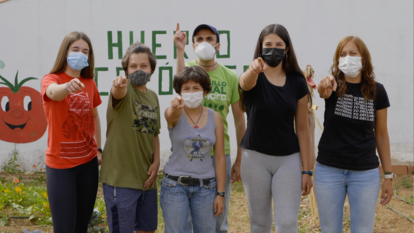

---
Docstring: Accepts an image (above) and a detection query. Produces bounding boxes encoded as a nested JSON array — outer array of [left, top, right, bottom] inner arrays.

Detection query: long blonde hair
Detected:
[[50, 32, 95, 79]]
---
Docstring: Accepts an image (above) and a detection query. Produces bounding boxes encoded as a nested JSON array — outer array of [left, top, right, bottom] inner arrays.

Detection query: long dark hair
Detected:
[[239, 24, 312, 112]]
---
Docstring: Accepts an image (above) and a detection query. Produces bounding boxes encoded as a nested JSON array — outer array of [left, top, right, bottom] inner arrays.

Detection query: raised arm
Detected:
[[112, 75, 128, 100], [165, 96, 185, 128], [46, 78, 84, 101], [174, 23, 187, 74], [317, 75, 337, 99], [239, 57, 266, 91]]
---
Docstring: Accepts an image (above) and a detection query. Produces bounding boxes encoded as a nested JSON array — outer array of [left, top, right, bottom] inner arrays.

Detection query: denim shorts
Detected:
[[160, 176, 217, 233], [103, 183, 158, 232]]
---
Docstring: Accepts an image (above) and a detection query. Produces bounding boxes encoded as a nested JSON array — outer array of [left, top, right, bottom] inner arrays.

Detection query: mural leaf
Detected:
[[18, 77, 38, 91], [14, 71, 19, 92], [0, 75, 15, 91], [0, 60, 4, 69]]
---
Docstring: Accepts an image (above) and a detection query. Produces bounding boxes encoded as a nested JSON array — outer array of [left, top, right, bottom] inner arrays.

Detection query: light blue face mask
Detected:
[[67, 52, 89, 71]]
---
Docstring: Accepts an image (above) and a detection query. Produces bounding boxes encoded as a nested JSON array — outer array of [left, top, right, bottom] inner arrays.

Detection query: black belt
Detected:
[[164, 173, 214, 186]]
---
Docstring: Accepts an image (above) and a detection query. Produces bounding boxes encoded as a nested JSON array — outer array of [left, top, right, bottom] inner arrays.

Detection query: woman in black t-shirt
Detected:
[[315, 36, 393, 233], [238, 24, 313, 233]]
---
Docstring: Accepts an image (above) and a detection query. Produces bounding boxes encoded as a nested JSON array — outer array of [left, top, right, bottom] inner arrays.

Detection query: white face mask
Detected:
[[338, 56, 362, 78], [181, 91, 204, 109], [194, 42, 218, 61]]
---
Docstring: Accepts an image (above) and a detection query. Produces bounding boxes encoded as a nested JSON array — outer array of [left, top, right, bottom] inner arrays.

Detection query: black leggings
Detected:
[[46, 157, 99, 233]]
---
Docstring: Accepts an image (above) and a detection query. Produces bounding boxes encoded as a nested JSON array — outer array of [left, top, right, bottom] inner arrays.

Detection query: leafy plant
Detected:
[[3, 146, 22, 174], [401, 176, 413, 189], [0, 182, 52, 225], [0, 214, 8, 226], [88, 209, 106, 233], [35, 175, 46, 184]]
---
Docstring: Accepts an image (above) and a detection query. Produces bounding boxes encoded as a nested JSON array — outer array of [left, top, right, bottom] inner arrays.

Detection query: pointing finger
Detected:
[[176, 22, 180, 32], [257, 57, 265, 66]]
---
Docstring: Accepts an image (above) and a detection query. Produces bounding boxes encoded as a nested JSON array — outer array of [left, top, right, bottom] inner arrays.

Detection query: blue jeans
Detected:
[[314, 162, 380, 233], [186, 154, 231, 233], [160, 177, 218, 233]]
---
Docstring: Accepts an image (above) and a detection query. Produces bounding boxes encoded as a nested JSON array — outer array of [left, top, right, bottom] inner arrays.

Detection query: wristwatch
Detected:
[[384, 172, 394, 180], [97, 148, 103, 153], [302, 171, 313, 176], [217, 192, 225, 197]]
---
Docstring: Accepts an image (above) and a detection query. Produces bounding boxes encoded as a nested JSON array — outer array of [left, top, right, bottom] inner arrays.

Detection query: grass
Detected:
[[401, 176, 413, 189], [5, 173, 412, 232]]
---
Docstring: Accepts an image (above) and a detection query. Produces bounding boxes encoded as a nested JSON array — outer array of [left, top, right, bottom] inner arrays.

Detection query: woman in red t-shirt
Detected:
[[41, 31, 102, 232]]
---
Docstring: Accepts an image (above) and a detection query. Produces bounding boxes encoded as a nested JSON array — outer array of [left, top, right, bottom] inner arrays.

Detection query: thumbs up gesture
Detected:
[[173, 23, 187, 50], [113, 75, 128, 89], [249, 57, 267, 74], [319, 75, 337, 91], [171, 95, 185, 109]]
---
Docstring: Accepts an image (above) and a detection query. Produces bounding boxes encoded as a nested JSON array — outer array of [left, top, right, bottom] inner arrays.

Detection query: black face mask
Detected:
[[261, 48, 285, 67]]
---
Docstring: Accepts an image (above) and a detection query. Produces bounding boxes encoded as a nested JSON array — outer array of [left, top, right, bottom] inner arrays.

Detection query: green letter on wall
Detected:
[[130, 31, 145, 45], [152, 31, 167, 59], [95, 67, 109, 96], [217, 31, 230, 59], [158, 66, 173, 95], [116, 67, 124, 76], [108, 31, 123, 60]]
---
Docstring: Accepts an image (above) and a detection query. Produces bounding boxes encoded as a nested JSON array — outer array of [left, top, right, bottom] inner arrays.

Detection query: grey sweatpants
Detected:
[[241, 149, 302, 233]]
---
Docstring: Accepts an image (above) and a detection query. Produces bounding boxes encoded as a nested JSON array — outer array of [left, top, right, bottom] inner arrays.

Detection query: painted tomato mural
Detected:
[[0, 72, 47, 143]]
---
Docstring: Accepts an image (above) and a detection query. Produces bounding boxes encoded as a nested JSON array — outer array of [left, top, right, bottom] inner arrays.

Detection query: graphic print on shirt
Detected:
[[334, 94, 374, 121], [61, 92, 95, 159], [203, 80, 227, 112], [132, 100, 158, 134], [183, 134, 212, 161]]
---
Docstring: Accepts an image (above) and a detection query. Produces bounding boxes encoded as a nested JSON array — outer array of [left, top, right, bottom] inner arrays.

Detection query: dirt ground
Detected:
[[1, 174, 413, 233]]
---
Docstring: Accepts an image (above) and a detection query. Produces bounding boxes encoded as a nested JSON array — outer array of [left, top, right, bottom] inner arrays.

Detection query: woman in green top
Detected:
[[100, 42, 161, 233]]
